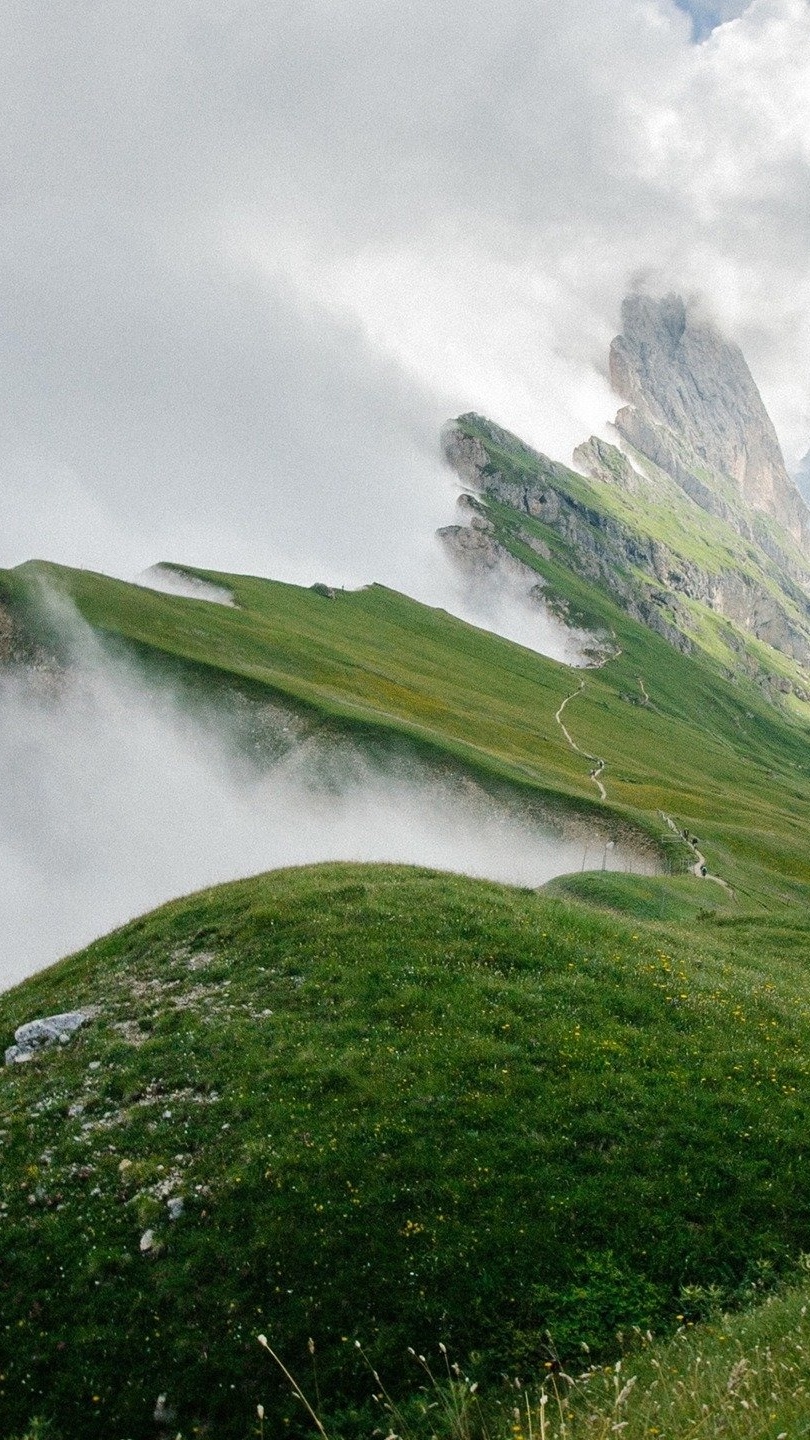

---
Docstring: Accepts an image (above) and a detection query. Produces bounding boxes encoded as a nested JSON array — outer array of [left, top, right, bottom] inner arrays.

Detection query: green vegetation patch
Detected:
[[523, 1271, 810, 1439], [3, 864, 810, 1438]]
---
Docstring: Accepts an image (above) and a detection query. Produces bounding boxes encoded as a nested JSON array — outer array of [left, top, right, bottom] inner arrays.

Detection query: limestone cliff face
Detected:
[[442, 421, 694, 654], [440, 297, 810, 696], [796, 450, 810, 506], [610, 293, 810, 548], [441, 415, 810, 691]]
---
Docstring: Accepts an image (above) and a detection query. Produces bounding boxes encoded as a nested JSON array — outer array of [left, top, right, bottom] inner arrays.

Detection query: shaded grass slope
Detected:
[[3, 865, 810, 1437]]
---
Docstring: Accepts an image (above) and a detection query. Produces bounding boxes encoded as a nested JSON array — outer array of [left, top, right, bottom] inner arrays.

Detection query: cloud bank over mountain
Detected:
[[1, 0, 809, 602]]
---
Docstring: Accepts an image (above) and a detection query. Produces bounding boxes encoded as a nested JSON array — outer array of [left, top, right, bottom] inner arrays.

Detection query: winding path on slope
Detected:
[[659, 811, 734, 893], [555, 676, 734, 893], [555, 683, 607, 802]]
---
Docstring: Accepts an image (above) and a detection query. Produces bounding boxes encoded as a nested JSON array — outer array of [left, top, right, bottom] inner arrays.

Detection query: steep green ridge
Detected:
[[2, 555, 810, 902], [446, 412, 810, 705], [0, 558, 612, 812], [3, 864, 810, 1439]]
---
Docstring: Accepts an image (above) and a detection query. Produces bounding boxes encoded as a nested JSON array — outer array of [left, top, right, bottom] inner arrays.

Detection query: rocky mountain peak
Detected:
[[609, 292, 810, 548]]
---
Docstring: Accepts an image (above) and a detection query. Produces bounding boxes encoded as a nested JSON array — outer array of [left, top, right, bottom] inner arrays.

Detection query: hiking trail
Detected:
[[555, 683, 607, 802], [660, 812, 734, 894]]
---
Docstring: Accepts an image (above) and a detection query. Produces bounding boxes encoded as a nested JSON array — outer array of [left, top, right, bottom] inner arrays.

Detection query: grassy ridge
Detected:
[[2, 865, 810, 1437], [2, 556, 810, 902]]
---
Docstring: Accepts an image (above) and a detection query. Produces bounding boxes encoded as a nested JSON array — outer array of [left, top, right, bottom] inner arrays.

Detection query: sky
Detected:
[[676, 0, 751, 37], [2, 0, 810, 602]]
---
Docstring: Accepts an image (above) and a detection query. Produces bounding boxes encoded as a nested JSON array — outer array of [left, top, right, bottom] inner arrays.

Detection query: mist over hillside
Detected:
[[3, 5, 810, 1433], [3, 282, 809, 989], [0, 603, 653, 989]]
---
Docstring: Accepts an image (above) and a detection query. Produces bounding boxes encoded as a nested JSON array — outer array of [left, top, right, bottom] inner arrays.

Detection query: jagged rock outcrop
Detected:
[[442, 424, 491, 490], [438, 494, 549, 571], [572, 436, 646, 496], [610, 293, 810, 549], [440, 296, 810, 694], [438, 494, 619, 666], [442, 414, 810, 681]]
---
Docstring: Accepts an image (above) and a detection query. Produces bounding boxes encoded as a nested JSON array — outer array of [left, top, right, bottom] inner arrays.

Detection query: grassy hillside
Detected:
[[2, 555, 810, 905], [3, 864, 810, 1438], [1, 537, 810, 1438]]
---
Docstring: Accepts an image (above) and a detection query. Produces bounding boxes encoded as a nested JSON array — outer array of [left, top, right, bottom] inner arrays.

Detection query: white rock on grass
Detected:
[[4, 1010, 93, 1065]]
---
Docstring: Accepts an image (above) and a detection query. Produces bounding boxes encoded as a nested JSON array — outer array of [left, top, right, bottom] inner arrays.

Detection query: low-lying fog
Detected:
[[440, 562, 611, 668], [135, 564, 236, 607], [0, 626, 658, 992]]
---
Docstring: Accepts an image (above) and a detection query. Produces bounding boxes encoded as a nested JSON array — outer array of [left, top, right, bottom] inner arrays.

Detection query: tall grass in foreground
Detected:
[[16, 1284, 810, 1440], [523, 1289, 810, 1439], [495, 1284, 810, 1440], [256, 1281, 810, 1440]]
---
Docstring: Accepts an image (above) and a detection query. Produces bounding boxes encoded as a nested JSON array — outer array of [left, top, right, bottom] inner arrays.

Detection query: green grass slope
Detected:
[[3, 865, 810, 1438], [2, 555, 810, 905], [2, 537, 810, 1438]]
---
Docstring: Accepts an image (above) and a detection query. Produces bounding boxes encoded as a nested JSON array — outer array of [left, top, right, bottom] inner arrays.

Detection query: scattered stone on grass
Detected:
[[5, 1009, 97, 1065]]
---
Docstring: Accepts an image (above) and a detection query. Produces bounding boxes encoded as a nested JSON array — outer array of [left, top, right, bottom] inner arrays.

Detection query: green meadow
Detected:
[[2, 553, 810, 901], [3, 864, 810, 1439]]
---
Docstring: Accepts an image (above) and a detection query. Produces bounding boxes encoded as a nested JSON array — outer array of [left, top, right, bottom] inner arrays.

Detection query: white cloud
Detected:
[[674, 1, 751, 38], [295, 0, 810, 462], [2, 0, 810, 601]]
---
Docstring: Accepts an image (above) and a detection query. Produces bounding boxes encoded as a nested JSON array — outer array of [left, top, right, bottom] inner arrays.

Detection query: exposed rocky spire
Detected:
[[609, 293, 810, 548]]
